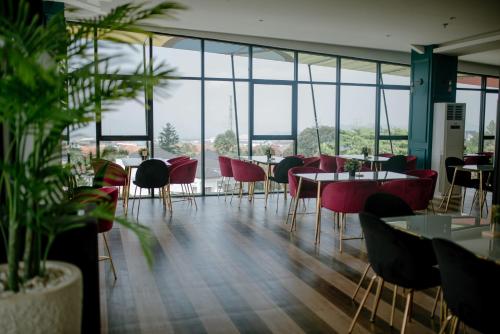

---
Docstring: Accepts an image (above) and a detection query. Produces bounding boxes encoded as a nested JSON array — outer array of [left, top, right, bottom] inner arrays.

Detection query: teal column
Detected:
[[408, 46, 457, 168]]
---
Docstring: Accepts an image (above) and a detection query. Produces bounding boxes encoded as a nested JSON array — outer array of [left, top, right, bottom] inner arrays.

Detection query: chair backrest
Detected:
[[273, 157, 304, 183], [218, 156, 233, 177], [73, 186, 118, 233], [230, 159, 266, 182], [287, 167, 326, 198], [134, 159, 169, 188], [384, 155, 407, 173], [303, 156, 320, 168], [321, 181, 379, 213], [170, 159, 198, 184], [319, 154, 337, 172], [167, 156, 190, 164], [364, 192, 414, 218], [432, 238, 500, 334], [444, 157, 471, 186], [380, 178, 433, 211], [406, 169, 438, 199], [464, 155, 491, 165], [359, 213, 438, 288], [335, 156, 348, 172], [91, 158, 127, 187], [406, 155, 417, 170]]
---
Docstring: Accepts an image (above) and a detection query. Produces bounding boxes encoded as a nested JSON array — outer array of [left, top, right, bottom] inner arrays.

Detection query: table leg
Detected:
[[124, 166, 132, 215], [314, 181, 322, 244], [290, 177, 302, 231], [444, 168, 457, 213], [479, 171, 484, 218]]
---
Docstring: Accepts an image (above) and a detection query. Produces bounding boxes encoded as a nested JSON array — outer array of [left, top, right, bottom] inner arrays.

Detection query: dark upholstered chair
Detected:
[[132, 159, 170, 215], [440, 157, 479, 212], [433, 238, 500, 334], [351, 192, 415, 300], [349, 213, 440, 333], [383, 155, 407, 173], [267, 157, 303, 210]]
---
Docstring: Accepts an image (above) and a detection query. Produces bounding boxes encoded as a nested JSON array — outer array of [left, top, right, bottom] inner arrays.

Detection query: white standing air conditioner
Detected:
[[431, 102, 466, 196]]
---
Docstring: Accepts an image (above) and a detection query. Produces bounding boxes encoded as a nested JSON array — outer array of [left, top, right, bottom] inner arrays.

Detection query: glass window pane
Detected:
[[97, 31, 148, 74], [205, 81, 249, 194], [379, 140, 408, 155], [101, 88, 147, 136], [456, 90, 481, 153], [69, 122, 96, 186], [153, 35, 201, 77], [253, 84, 292, 135], [100, 141, 149, 162], [68, 25, 94, 73], [298, 84, 336, 156], [298, 53, 336, 82], [153, 80, 201, 193], [252, 140, 294, 157], [457, 73, 481, 89], [485, 92, 498, 136], [341, 59, 376, 84], [484, 139, 495, 153], [381, 64, 410, 85], [204, 41, 249, 78], [252, 47, 294, 80], [486, 77, 499, 90], [380, 89, 410, 135], [339, 86, 376, 153]]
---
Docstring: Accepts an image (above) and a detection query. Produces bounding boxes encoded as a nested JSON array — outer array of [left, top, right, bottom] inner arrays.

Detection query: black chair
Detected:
[[383, 155, 407, 173], [349, 213, 440, 333], [440, 157, 479, 212], [351, 193, 415, 300], [433, 238, 500, 334], [265, 157, 303, 211], [132, 159, 170, 215]]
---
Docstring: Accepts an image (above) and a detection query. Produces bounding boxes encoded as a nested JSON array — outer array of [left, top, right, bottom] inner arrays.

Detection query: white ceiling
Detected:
[[63, 0, 500, 67]]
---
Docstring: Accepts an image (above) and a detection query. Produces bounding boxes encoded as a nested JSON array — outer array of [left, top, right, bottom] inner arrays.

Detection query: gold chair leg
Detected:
[[189, 184, 198, 209], [390, 285, 398, 327], [102, 233, 117, 281], [439, 315, 453, 334], [348, 275, 377, 333], [370, 277, 384, 322], [431, 287, 441, 318], [352, 263, 371, 300], [400, 290, 413, 334]]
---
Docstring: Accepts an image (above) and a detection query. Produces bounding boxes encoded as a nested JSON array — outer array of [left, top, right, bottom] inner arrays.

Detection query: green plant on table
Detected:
[[344, 159, 361, 173], [0, 0, 184, 292], [361, 146, 370, 156]]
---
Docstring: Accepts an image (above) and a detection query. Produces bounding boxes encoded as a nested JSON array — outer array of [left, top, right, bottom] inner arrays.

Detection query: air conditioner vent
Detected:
[[446, 104, 465, 121], [454, 104, 464, 121], [446, 105, 454, 120]]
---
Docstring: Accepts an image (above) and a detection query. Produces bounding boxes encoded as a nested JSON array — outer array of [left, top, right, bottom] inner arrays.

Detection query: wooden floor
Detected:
[[99, 191, 486, 334]]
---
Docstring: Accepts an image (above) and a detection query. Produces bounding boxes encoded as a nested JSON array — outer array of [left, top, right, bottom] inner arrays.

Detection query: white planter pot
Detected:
[[0, 261, 83, 334]]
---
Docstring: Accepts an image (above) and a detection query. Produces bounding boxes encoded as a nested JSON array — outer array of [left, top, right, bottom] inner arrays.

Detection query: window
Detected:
[[457, 73, 481, 89], [456, 90, 481, 153], [97, 31, 148, 74], [101, 88, 147, 136], [339, 86, 376, 153], [152, 36, 201, 77], [381, 64, 410, 85], [380, 89, 410, 136], [252, 47, 294, 80], [485, 93, 498, 136], [297, 84, 336, 156], [251, 140, 294, 157], [204, 41, 249, 78], [253, 84, 293, 136], [341, 59, 376, 84], [298, 53, 336, 82]]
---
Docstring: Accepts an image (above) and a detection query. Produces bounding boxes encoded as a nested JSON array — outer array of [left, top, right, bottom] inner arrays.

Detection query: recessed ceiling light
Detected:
[[385, 34, 391, 38], [258, 19, 264, 22]]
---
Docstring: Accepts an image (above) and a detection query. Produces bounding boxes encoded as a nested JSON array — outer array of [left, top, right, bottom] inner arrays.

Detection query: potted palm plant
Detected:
[[0, 1, 183, 332], [344, 159, 361, 177]]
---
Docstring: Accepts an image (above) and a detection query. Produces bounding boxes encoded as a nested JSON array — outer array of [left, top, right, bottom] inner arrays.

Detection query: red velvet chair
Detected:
[[167, 155, 190, 164], [73, 186, 119, 280], [335, 156, 348, 172], [287, 167, 328, 230], [230, 159, 266, 206], [406, 169, 438, 211], [165, 159, 198, 211], [379, 153, 395, 158], [217, 156, 234, 200], [303, 156, 321, 168], [464, 155, 491, 165], [380, 178, 434, 212], [406, 155, 417, 170], [321, 181, 379, 251], [319, 154, 337, 172], [91, 159, 127, 205]]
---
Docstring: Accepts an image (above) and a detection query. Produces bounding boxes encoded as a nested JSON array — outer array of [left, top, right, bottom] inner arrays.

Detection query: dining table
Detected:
[[243, 155, 285, 199], [383, 214, 500, 263], [291, 171, 418, 244], [337, 154, 390, 171], [446, 164, 494, 218]]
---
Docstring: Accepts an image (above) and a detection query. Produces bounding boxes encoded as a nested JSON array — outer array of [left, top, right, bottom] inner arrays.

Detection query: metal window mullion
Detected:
[[479, 76, 486, 152], [335, 56, 341, 155], [375, 63, 381, 155], [201, 40, 206, 196], [293, 50, 298, 155], [94, 26, 101, 158], [249, 46, 253, 158]]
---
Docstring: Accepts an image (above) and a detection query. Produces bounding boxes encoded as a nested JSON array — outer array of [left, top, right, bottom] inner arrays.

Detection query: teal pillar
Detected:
[[408, 46, 457, 168]]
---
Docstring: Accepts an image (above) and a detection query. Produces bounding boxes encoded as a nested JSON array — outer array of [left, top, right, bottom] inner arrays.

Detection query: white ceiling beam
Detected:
[[434, 30, 500, 56], [410, 44, 425, 54]]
